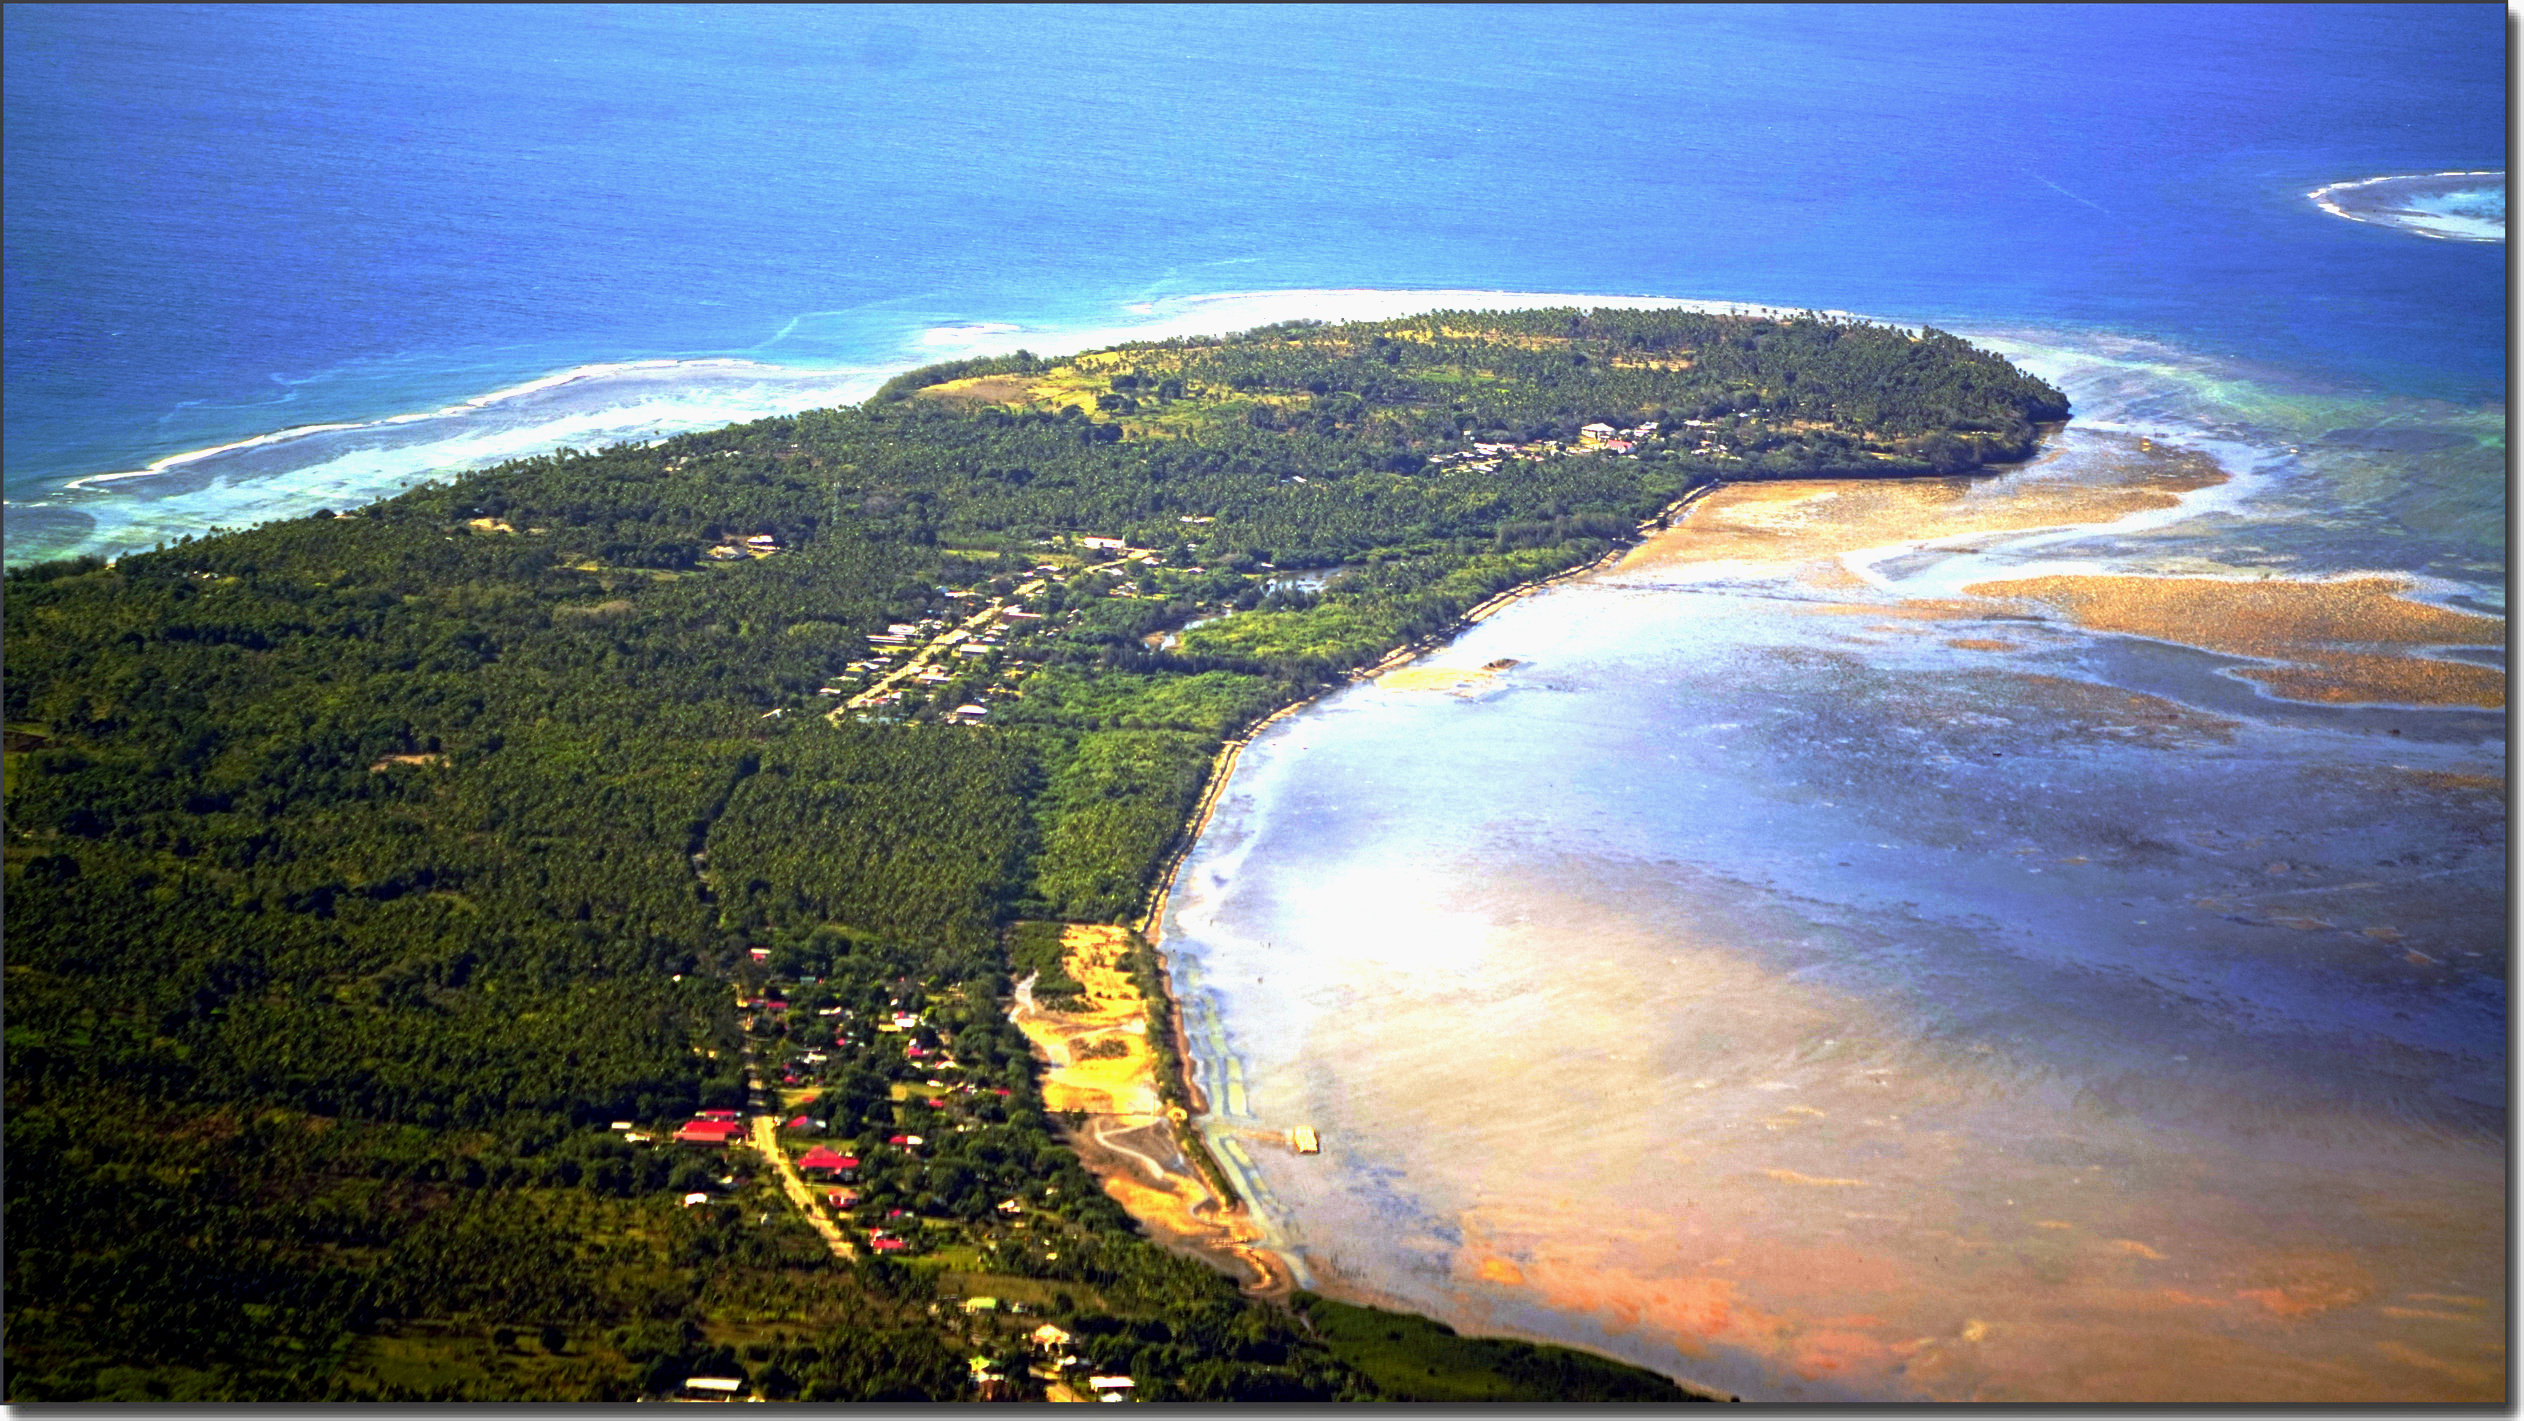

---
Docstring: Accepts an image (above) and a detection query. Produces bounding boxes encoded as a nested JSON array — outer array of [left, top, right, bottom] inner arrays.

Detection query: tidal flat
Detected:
[[1156, 416, 2505, 1403]]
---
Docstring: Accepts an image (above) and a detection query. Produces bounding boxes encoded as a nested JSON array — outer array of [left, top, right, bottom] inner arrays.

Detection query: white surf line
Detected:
[[49, 287, 1921, 503], [55, 356, 884, 493]]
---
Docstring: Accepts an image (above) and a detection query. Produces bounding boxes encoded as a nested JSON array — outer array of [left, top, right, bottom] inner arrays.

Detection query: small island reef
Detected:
[[3, 309, 2062, 1402], [2309, 170, 2505, 242]]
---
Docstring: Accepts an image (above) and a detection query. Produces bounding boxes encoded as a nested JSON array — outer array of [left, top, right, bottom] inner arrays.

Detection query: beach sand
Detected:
[[1010, 925, 1288, 1293], [1618, 442, 2225, 581]]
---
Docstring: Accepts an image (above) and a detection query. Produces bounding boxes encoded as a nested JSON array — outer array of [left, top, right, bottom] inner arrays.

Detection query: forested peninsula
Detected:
[[3, 310, 2066, 1401]]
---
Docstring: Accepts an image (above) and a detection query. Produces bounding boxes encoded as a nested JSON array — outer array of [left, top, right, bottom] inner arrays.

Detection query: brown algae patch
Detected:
[[1960, 574, 2505, 708], [2233, 652, 2504, 709], [2400, 770, 2503, 795], [1906, 669, 2242, 750]]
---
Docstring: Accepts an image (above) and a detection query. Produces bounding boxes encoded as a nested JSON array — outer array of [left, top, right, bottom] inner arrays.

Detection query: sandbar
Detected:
[[1620, 443, 2224, 579]]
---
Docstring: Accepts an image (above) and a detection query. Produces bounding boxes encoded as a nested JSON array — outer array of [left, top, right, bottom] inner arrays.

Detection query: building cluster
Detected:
[[952, 1311, 1140, 1402], [1577, 420, 1658, 454], [706, 532, 782, 561]]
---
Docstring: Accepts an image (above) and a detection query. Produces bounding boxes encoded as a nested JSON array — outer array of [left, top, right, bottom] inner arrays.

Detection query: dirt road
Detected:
[[749, 1114, 857, 1261]]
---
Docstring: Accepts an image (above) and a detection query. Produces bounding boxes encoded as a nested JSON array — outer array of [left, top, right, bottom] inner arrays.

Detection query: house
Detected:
[[698, 1109, 742, 1122], [1079, 535, 1127, 551], [784, 1114, 815, 1132], [1089, 1376, 1135, 1398], [825, 1187, 861, 1209], [796, 1146, 859, 1176], [746, 534, 778, 547], [961, 1296, 1001, 1315], [1031, 1323, 1073, 1350], [676, 1120, 744, 1145], [1579, 422, 1617, 445], [950, 704, 989, 721], [682, 1191, 713, 1207], [682, 1376, 746, 1397], [869, 1235, 907, 1253], [748, 947, 771, 961]]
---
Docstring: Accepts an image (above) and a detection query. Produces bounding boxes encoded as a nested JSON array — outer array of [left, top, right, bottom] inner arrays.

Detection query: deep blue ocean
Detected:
[[2, 4, 2505, 565]]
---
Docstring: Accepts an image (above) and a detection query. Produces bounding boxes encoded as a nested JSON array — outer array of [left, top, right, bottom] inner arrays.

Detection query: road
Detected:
[[838, 578, 1046, 715], [749, 1114, 858, 1261]]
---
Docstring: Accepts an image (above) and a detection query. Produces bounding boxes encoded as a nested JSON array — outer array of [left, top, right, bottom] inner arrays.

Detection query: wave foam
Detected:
[[10, 358, 888, 566]]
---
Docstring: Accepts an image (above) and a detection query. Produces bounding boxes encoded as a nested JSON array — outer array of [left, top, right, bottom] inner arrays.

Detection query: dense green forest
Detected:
[[3, 309, 2062, 1400]]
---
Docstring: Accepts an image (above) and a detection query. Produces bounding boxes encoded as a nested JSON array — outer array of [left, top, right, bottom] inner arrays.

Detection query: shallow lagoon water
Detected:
[[1158, 353, 2505, 1403]]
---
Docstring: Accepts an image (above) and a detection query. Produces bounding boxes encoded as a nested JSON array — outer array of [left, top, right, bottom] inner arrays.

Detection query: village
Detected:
[[600, 938, 1173, 1403], [553, 410, 1754, 1403], [729, 414, 1749, 733], [1418, 416, 1739, 476]]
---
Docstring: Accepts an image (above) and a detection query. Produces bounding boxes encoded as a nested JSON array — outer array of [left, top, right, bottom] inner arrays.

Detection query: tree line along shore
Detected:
[[2, 308, 2064, 1401]]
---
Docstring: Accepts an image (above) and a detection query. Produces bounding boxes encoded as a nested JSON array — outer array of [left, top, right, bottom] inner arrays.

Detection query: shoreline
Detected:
[[1097, 415, 2506, 1402], [1096, 404, 2495, 1373], [1119, 478, 1729, 1280]]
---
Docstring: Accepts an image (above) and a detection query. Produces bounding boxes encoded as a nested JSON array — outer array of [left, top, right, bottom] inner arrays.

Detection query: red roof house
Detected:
[[697, 1109, 742, 1122], [796, 1146, 858, 1175], [675, 1120, 744, 1145]]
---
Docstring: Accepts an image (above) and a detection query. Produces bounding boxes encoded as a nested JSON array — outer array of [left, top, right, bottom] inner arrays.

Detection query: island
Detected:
[[3, 309, 2066, 1401]]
